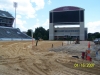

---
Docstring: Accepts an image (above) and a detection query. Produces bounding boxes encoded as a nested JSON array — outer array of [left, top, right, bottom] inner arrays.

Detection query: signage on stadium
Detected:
[[63, 7, 69, 11]]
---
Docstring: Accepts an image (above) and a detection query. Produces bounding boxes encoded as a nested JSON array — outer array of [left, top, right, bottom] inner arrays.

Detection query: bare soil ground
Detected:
[[0, 41, 100, 75]]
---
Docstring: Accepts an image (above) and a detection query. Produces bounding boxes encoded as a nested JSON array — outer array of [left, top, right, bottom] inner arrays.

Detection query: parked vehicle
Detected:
[[93, 38, 100, 44]]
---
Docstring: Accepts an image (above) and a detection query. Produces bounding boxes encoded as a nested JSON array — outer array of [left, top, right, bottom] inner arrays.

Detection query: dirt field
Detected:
[[0, 41, 100, 75]]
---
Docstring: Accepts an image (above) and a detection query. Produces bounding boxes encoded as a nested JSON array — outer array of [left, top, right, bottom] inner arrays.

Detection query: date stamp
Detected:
[[74, 63, 95, 68]]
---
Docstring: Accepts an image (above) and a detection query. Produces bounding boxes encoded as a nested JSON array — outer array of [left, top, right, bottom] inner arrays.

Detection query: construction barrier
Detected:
[[81, 42, 92, 61], [86, 42, 92, 61]]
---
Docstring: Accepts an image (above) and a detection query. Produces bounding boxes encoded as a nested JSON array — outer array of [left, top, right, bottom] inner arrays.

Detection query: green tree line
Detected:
[[26, 27, 49, 40], [88, 32, 100, 41]]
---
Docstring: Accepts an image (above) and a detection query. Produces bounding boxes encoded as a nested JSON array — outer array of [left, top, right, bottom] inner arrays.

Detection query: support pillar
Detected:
[[80, 22, 85, 40], [49, 23, 54, 40]]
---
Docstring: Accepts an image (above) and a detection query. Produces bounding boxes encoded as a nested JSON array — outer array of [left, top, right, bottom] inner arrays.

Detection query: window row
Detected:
[[0, 18, 13, 23], [55, 30, 79, 32]]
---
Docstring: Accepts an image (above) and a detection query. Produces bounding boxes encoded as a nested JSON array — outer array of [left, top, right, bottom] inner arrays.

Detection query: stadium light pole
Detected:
[[13, 2, 17, 28]]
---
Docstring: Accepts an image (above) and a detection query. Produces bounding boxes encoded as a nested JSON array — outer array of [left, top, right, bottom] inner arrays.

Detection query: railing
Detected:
[[0, 38, 35, 41]]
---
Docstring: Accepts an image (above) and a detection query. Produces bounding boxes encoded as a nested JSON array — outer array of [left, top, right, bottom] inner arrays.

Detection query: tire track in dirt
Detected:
[[39, 55, 80, 75], [33, 63, 48, 75], [20, 61, 47, 75], [56, 60, 98, 75], [0, 57, 23, 65], [55, 61, 96, 75]]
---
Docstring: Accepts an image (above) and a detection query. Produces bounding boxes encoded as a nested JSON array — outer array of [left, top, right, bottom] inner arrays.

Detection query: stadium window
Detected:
[[68, 30, 70, 32], [2, 13, 7, 17], [17, 32, 21, 34], [0, 19, 1, 22], [7, 31, 10, 34], [54, 30, 57, 32], [74, 30, 76, 32], [71, 30, 73, 32], [76, 30, 79, 32], [61, 30, 64, 32], [56, 30, 59, 32]]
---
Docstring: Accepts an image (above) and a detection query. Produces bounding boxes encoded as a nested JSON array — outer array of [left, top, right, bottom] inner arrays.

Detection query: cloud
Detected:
[[13, 15, 27, 31], [16, 15, 22, 19], [28, 18, 40, 31], [30, 0, 45, 10], [86, 21, 100, 33], [47, 0, 51, 5], [0, 0, 45, 18], [31, 19, 49, 31], [0, 0, 45, 31], [42, 19, 49, 29]]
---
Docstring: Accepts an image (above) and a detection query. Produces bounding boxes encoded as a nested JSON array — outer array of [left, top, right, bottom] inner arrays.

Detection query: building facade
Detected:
[[0, 10, 14, 27], [49, 6, 87, 40], [54, 27, 88, 40]]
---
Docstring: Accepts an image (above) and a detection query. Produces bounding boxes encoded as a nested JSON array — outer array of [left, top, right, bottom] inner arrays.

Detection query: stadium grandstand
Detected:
[[0, 10, 32, 41]]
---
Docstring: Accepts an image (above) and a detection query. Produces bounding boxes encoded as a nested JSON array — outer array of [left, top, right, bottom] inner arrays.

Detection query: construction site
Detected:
[[0, 4, 100, 75], [0, 41, 100, 75]]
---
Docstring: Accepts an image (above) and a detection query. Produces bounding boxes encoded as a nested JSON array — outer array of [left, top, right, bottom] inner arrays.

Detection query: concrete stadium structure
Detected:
[[0, 10, 32, 41], [54, 27, 87, 40], [0, 10, 14, 27], [49, 6, 88, 40]]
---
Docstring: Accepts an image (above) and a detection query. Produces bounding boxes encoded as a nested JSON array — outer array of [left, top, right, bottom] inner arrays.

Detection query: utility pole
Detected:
[[13, 2, 17, 28]]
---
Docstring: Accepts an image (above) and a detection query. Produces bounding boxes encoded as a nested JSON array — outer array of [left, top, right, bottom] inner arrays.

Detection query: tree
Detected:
[[33, 27, 49, 40], [37, 33, 42, 39], [88, 32, 100, 41], [26, 29, 32, 37], [43, 35, 48, 40]]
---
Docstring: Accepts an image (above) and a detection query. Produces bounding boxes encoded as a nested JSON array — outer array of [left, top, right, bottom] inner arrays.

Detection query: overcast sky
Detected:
[[0, 0, 100, 33]]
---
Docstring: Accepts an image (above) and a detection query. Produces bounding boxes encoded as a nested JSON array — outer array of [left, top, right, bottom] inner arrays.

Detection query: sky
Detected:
[[0, 0, 100, 33]]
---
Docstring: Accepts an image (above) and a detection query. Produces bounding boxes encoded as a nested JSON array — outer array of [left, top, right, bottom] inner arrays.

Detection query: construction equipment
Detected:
[[75, 37, 80, 44]]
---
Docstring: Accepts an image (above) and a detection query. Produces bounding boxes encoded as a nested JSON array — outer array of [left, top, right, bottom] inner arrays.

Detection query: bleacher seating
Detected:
[[0, 26, 32, 40]]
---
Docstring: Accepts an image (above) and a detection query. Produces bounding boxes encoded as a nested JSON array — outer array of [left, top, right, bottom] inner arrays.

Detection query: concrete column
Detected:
[[49, 23, 54, 40], [80, 22, 85, 40]]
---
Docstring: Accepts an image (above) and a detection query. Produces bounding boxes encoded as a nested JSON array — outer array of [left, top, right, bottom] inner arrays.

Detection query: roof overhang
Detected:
[[50, 6, 85, 12]]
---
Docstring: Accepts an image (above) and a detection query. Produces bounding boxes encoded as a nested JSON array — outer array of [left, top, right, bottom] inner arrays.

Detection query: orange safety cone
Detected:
[[88, 41, 90, 50], [86, 41, 92, 61], [86, 50, 90, 54]]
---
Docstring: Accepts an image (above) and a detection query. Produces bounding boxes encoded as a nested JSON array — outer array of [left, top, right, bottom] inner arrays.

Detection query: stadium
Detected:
[[0, 10, 32, 41]]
